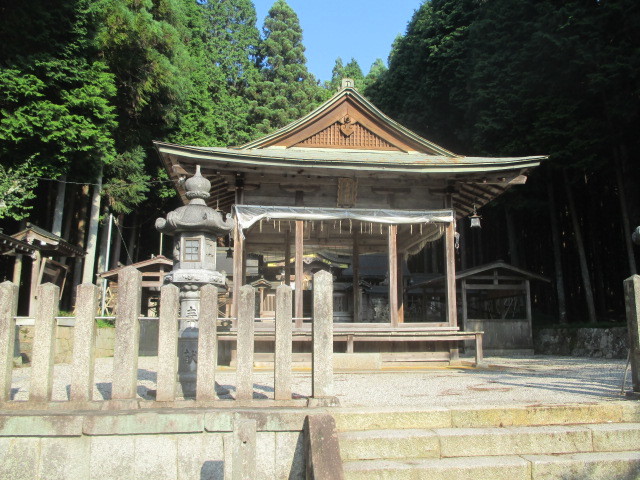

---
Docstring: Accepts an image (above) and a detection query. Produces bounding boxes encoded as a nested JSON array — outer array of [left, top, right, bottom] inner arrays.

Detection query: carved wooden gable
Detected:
[[240, 88, 456, 155], [294, 117, 398, 150]]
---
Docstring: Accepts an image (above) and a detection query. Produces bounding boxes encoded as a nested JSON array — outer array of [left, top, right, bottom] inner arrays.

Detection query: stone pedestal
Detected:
[[155, 165, 234, 398], [624, 275, 640, 394]]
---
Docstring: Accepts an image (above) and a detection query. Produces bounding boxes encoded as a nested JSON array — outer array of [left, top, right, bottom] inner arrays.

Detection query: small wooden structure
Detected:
[[412, 261, 550, 351], [6, 223, 84, 315], [155, 83, 545, 362], [98, 255, 173, 315]]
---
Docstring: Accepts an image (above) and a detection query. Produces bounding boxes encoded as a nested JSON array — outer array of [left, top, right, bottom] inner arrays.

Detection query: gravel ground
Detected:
[[9, 354, 630, 407]]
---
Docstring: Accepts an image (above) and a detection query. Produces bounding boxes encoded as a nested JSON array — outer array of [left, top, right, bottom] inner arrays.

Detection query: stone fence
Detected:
[[0, 266, 336, 408]]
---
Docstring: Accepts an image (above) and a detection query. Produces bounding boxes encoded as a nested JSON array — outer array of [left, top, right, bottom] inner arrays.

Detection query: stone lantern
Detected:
[[155, 165, 234, 396]]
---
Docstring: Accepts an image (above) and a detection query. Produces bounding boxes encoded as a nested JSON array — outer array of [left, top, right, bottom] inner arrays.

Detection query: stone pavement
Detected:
[[8, 354, 631, 407]]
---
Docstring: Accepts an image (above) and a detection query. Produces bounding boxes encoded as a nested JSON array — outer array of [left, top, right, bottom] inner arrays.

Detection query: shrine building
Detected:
[[154, 82, 544, 362]]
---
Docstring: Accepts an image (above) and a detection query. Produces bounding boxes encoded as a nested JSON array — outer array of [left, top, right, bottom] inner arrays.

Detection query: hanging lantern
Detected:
[[469, 205, 482, 229]]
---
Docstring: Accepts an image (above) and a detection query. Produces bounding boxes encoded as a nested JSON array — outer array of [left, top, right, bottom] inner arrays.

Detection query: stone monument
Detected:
[[155, 165, 234, 396]]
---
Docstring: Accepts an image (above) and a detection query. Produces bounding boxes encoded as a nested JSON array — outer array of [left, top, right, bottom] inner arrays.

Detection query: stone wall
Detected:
[[533, 326, 628, 359], [16, 326, 115, 364], [0, 409, 305, 480]]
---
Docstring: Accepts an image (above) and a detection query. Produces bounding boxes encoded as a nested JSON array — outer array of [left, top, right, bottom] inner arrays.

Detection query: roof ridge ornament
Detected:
[[341, 78, 355, 89]]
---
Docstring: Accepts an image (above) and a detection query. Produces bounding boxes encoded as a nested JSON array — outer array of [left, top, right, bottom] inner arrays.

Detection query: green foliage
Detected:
[[363, 58, 387, 92], [0, 160, 39, 220], [327, 57, 365, 91], [0, 0, 118, 215], [249, 0, 328, 134]]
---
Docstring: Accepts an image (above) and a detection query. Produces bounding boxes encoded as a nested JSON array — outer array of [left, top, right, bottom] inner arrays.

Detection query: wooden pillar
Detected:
[[29, 251, 42, 317], [444, 222, 457, 328], [388, 225, 398, 327], [461, 279, 468, 330], [295, 220, 304, 326], [397, 254, 404, 323], [232, 223, 244, 325], [525, 279, 533, 345], [352, 230, 360, 323], [284, 229, 291, 286]]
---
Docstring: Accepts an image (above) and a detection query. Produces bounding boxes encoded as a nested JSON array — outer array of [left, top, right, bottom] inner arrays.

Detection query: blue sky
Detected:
[[253, 0, 424, 83]]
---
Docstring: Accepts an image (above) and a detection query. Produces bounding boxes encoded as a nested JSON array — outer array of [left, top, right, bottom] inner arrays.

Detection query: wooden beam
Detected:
[[232, 223, 243, 325], [295, 220, 304, 326], [444, 222, 457, 327], [397, 254, 404, 323], [353, 230, 360, 323], [388, 225, 398, 327], [284, 229, 291, 286]]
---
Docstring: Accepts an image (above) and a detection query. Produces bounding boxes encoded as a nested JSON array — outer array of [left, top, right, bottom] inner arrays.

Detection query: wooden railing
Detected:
[[0, 266, 336, 407]]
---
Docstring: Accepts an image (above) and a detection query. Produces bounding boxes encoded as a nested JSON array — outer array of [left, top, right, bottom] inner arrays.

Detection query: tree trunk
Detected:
[[615, 149, 637, 275], [110, 213, 124, 269], [51, 174, 67, 237], [82, 166, 103, 284], [547, 176, 568, 323], [587, 188, 607, 315], [72, 185, 90, 300], [504, 205, 520, 267], [126, 213, 138, 265], [563, 169, 597, 324]]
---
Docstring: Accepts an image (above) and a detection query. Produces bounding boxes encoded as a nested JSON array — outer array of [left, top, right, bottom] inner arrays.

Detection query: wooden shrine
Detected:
[[154, 82, 545, 362]]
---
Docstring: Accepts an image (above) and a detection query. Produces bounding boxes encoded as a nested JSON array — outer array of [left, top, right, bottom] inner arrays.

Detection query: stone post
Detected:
[[275, 284, 292, 401], [30, 283, 60, 402], [70, 283, 98, 402], [312, 270, 334, 398], [0, 281, 18, 401], [236, 285, 255, 401], [157, 284, 180, 402], [230, 416, 257, 480], [196, 284, 218, 401], [624, 274, 640, 394], [112, 266, 141, 400]]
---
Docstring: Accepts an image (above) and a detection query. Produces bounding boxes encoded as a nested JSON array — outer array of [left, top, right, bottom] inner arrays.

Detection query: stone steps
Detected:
[[342, 452, 640, 480], [337, 402, 640, 479]]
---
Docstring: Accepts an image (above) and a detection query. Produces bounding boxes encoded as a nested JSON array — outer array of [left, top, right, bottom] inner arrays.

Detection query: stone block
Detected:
[[275, 284, 292, 401], [275, 431, 305, 480], [236, 285, 255, 401], [436, 425, 593, 457], [312, 270, 333, 398], [0, 414, 83, 436], [339, 429, 439, 461], [625, 275, 640, 392], [231, 417, 257, 480], [0, 281, 18, 401], [157, 284, 179, 402], [30, 283, 59, 402], [256, 431, 276, 479], [90, 435, 135, 480], [197, 285, 218, 401], [83, 411, 204, 435], [333, 407, 452, 431], [590, 422, 640, 452], [112, 266, 141, 400], [37, 436, 90, 480], [177, 432, 224, 480], [0, 437, 40, 480], [71, 283, 99, 402], [524, 451, 640, 480], [342, 455, 531, 480], [305, 414, 344, 480], [134, 435, 177, 479], [333, 353, 381, 371], [205, 410, 307, 433], [450, 403, 623, 428]]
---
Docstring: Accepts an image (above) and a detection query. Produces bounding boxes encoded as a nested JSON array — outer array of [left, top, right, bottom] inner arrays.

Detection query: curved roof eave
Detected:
[[154, 141, 546, 174]]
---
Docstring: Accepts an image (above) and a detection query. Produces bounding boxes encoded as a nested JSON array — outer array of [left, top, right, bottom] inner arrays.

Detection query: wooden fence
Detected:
[[0, 266, 335, 406]]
